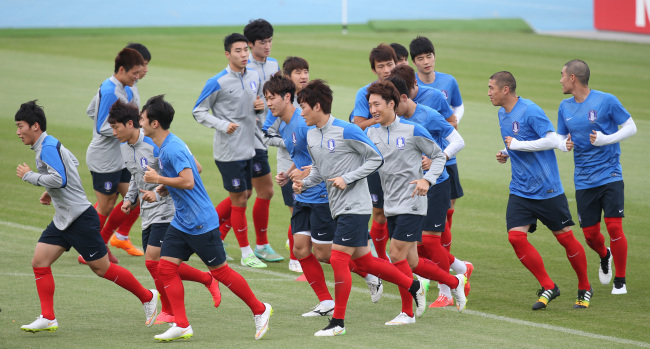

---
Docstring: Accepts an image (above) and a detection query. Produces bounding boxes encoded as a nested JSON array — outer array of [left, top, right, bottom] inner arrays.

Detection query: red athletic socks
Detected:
[[253, 198, 270, 246], [330, 250, 352, 319], [210, 265, 265, 315], [555, 230, 590, 290], [158, 260, 189, 327], [352, 252, 412, 289], [288, 226, 296, 260], [508, 231, 554, 290], [103, 263, 152, 303], [605, 217, 627, 278], [582, 223, 608, 257], [216, 198, 232, 238], [145, 260, 172, 314], [178, 262, 212, 286], [116, 204, 140, 237], [369, 220, 389, 261], [100, 201, 129, 243], [299, 254, 332, 302], [413, 257, 458, 288], [422, 234, 450, 272], [231, 206, 250, 248], [33, 267, 55, 320], [392, 259, 415, 317]]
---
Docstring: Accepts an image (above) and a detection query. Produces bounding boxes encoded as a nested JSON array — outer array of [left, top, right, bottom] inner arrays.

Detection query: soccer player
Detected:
[[293, 80, 426, 336], [193, 33, 268, 268], [242, 18, 283, 263], [140, 95, 272, 341], [390, 42, 410, 66], [84, 48, 146, 263], [107, 100, 221, 325], [365, 80, 467, 325], [557, 59, 636, 294], [387, 75, 471, 308], [350, 43, 398, 262], [15, 100, 159, 333], [488, 71, 593, 310]]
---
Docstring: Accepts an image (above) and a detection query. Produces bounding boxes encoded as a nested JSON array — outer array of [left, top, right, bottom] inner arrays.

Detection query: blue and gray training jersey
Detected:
[[303, 116, 383, 218], [22, 132, 92, 230], [121, 129, 175, 229], [248, 54, 280, 150], [366, 117, 445, 217], [86, 76, 132, 173], [193, 66, 263, 162]]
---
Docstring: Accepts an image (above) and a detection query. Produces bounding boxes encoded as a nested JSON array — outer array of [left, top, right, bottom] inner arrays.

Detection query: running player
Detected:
[[489, 71, 593, 309], [140, 95, 272, 341], [557, 59, 636, 294], [365, 80, 467, 325], [15, 100, 159, 333], [193, 33, 267, 268], [293, 80, 426, 336], [107, 100, 222, 325]]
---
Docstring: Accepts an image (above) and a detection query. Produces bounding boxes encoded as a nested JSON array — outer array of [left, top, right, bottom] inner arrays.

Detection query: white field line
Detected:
[[2, 219, 649, 347]]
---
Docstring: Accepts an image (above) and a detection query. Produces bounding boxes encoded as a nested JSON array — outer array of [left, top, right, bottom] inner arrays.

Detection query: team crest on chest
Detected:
[[512, 121, 520, 135], [327, 139, 336, 153], [140, 157, 148, 170], [250, 81, 257, 91], [441, 90, 449, 99], [588, 110, 597, 123], [292, 132, 297, 144], [396, 137, 406, 150]]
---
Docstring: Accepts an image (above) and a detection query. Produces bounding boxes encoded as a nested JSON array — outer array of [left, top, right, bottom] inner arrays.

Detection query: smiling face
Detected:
[[226, 41, 250, 71], [116, 65, 143, 87], [368, 93, 395, 126], [16, 120, 40, 146], [110, 120, 138, 143], [265, 92, 290, 119], [290, 68, 309, 92]]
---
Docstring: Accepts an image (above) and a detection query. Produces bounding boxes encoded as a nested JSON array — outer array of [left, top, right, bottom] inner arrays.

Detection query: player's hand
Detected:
[[566, 134, 574, 151], [504, 136, 514, 149], [121, 200, 132, 214], [16, 162, 32, 178], [292, 180, 304, 194], [156, 184, 169, 197], [139, 189, 157, 203], [254, 96, 264, 111], [275, 171, 289, 186], [496, 151, 509, 164], [328, 177, 347, 190], [590, 130, 599, 145], [39, 191, 51, 205], [143, 165, 159, 184], [226, 123, 239, 134], [289, 165, 311, 181], [410, 179, 430, 197], [421, 155, 432, 171]]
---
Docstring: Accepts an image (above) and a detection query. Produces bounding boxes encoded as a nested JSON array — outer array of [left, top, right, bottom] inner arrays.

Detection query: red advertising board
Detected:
[[594, 0, 650, 34]]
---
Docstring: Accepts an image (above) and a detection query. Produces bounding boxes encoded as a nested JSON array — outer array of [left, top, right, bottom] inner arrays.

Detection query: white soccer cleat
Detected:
[[413, 280, 427, 318], [366, 276, 383, 303], [450, 274, 467, 312], [289, 259, 303, 273], [21, 315, 58, 333], [599, 248, 613, 285], [612, 277, 627, 295], [314, 319, 346, 337], [385, 312, 416, 326], [154, 323, 193, 341], [254, 303, 273, 340], [143, 289, 159, 326], [302, 303, 334, 317]]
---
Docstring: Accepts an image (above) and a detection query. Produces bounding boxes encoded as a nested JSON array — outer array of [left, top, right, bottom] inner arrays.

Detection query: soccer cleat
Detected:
[[254, 303, 273, 340], [450, 275, 468, 312], [206, 277, 221, 308], [77, 255, 87, 265], [464, 261, 474, 296], [532, 284, 560, 310], [366, 277, 383, 303], [143, 289, 159, 326], [599, 248, 612, 285], [411, 280, 427, 318], [154, 311, 175, 325], [574, 287, 593, 309], [285, 238, 290, 250], [429, 294, 454, 308], [254, 245, 284, 262], [109, 235, 144, 256], [241, 254, 267, 268], [21, 315, 58, 333], [154, 323, 193, 341], [314, 319, 346, 337], [289, 259, 303, 273], [302, 303, 335, 317], [612, 277, 627, 295], [416, 274, 430, 294], [385, 312, 416, 326]]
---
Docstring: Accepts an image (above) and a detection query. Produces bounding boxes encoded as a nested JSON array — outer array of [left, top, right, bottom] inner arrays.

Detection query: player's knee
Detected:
[[507, 231, 526, 246]]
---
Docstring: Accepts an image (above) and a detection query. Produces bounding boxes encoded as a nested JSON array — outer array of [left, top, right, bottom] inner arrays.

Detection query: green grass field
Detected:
[[1, 21, 649, 348]]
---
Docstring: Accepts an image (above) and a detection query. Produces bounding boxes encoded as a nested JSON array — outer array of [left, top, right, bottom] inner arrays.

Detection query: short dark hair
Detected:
[[142, 95, 175, 130], [15, 100, 46, 131], [387, 75, 409, 97], [366, 80, 400, 110], [564, 59, 590, 86], [243, 19, 274, 43], [224, 33, 249, 52], [282, 56, 309, 76], [108, 99, 140, 127], [126, 43, 151, 62], [390, 43, 409, 61], [263, 73, 296, 103], [409, 36, 435, 61], [490, 71, 517, 92], [390, 64, 417, 91], [114, 48, 145, 73], [369, 44, 397, 70], [297, 79, 333, 115]]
